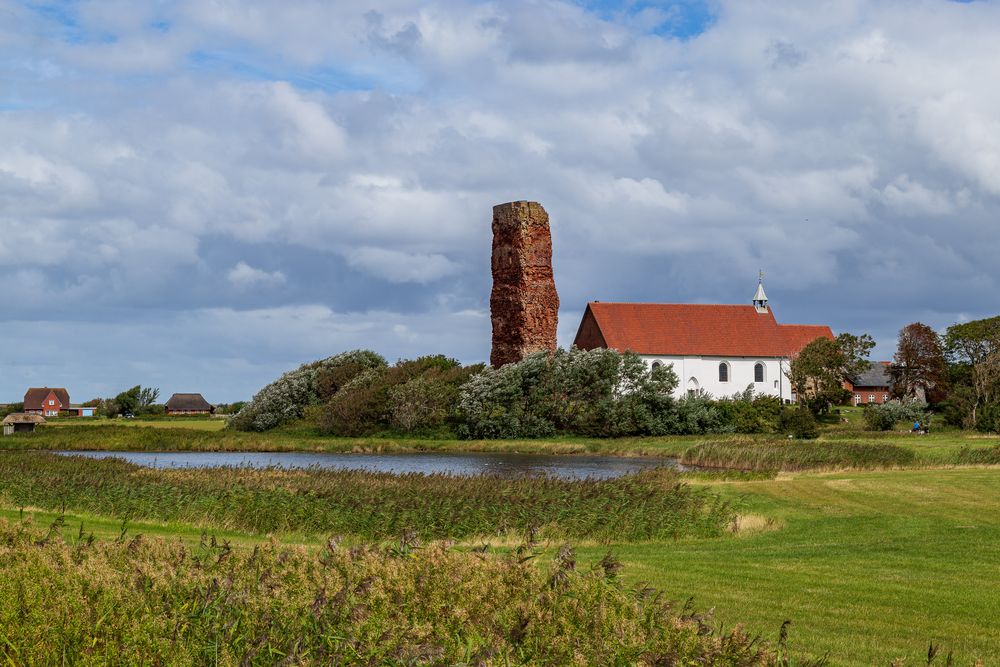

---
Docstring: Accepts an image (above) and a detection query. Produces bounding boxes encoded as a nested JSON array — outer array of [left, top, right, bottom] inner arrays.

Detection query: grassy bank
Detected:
[[681, 440, 917, 471], [0, 521, 791, 666], [10, 422, 1000, 472], [0, 452, 733, 542]]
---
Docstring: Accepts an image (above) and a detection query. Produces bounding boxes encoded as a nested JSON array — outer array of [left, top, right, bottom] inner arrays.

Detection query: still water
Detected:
[[57, 450, 683, 480]]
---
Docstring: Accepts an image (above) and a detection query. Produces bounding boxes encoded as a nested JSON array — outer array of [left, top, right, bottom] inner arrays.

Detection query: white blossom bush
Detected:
[[863, 398, 930, 431], [456, 347, 679, 439], [228, 350, 387, 432]]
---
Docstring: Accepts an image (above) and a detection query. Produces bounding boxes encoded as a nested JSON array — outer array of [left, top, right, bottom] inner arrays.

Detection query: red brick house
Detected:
[[23, 387, 70, 417], [845, 362, 893, 405]]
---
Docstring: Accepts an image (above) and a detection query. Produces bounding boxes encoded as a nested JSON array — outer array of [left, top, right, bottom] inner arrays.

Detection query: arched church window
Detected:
[[718, 362, 729, 383], [652, 361, 662, 369], [754, 363, 765, 383]]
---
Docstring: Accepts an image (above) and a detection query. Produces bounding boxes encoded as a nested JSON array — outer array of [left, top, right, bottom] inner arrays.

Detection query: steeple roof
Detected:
[[753, 280, 768, 303]]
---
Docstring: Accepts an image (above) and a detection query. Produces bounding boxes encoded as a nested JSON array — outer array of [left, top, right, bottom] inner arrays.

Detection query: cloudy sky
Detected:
[[2, 0, 998, 402]]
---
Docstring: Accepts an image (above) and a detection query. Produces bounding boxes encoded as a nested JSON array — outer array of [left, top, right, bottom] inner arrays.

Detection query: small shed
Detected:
[[2, 413, 46, 435]]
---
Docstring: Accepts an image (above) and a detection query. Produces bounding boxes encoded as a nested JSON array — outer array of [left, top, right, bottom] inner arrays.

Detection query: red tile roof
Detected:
[[23, 387, 70, 411], [575, 303, 833, 358]]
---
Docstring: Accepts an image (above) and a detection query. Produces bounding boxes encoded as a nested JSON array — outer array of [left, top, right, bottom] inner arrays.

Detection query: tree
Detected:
[[891, 322, 947, 402], [787, 333, 874, 414], [944, 316, 1000, 428], [108, 385, 160, 417]]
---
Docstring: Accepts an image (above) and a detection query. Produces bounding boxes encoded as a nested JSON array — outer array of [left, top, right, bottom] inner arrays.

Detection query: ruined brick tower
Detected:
[[490, 201, 559, 368]]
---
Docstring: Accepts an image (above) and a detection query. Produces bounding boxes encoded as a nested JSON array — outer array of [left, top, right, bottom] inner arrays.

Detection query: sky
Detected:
[[1, 0, 999, 402]]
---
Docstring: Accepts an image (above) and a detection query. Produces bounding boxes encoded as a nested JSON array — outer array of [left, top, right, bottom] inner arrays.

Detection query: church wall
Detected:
[[641, 355, 793, 402]]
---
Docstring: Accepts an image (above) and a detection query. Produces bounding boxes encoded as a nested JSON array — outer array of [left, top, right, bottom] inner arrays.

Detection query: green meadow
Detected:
[[2, 418, 1000, 664]]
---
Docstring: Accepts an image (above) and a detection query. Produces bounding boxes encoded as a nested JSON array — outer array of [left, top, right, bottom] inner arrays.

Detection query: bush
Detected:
[[456, 348, 679, 439], [316, 356, 482, 436], [777, 408, 819, 439], [228, 350, 387, 432], [862, 399, 930, 432], [975, 402, 1000, 433]]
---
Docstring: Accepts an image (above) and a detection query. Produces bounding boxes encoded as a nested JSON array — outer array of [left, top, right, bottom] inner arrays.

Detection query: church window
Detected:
[[718, 362, 729, 383], [754, 363, 765, 383], [651, 361, 662, 369]]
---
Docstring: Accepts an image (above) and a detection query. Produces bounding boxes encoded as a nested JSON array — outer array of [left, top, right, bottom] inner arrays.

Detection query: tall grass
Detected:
[[0, 452, 735, 541], [681, 441, 917, 471], [0, 520, 811, 666], [955, 445, 1000, 465]]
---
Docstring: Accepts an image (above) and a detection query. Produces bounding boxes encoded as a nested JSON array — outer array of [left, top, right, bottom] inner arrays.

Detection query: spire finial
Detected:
[[753, 270, 769, 313]]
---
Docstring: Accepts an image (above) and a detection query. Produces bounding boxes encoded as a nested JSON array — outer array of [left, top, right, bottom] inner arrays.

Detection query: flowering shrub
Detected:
[[863, 398, 930, 431], [456, 348, 680, 439], [228, 350, 387, 432]]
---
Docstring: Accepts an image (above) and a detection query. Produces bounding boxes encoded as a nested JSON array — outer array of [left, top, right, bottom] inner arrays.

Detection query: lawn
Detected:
[[583, 468, 1000, 665]]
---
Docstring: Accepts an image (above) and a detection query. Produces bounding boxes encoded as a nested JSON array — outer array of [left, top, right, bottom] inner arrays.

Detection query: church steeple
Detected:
[[753, 271, 769, 313]]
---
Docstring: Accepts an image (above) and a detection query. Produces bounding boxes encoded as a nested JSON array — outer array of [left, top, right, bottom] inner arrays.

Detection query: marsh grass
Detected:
[[954, 445, 1000, 465], [0, 452, 735, 542], [0, 519, 812, 666], [681, 441, 917, 471]]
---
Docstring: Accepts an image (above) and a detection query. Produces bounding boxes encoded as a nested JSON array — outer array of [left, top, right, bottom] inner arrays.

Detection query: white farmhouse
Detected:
[[572, 281, 833, 402]]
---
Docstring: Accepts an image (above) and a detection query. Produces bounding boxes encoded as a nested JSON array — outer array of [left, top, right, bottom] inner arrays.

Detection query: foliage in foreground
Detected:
[[681, 440, 916, 471], [0, 453, 735, 542], [0, 521, 805, 667]]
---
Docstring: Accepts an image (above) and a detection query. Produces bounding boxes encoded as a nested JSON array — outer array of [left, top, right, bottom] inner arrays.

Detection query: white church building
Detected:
[[572, 281, 834, 402]]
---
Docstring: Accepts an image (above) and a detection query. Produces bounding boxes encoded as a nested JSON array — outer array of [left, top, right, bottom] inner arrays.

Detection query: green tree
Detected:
[[944, 315, 1000, 428], [108, 386, 160, 417], [787, 333, 873, 414]]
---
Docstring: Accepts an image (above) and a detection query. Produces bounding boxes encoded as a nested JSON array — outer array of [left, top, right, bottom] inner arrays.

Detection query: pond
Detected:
[[56, 450, 685, 480]]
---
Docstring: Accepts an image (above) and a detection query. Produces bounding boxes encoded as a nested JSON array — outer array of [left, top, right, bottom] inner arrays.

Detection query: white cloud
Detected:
[[3, 0, 1000, 396], [227, 261, 287, 289], [345, 247, 461, 284]]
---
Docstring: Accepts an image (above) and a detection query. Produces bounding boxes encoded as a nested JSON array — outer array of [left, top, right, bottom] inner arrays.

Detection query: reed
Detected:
[[0, 520, 809, 666], [681, 440, 917, 471], [0, 452, 735, 542]]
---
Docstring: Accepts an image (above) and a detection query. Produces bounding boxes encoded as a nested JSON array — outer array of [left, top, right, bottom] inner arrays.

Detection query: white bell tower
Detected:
[[753, 270, 769, 313]]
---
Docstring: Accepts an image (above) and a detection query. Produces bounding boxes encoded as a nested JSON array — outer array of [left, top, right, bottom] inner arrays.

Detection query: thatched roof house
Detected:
[[2, 413, 46, 434], [165, 393, 214, 415]]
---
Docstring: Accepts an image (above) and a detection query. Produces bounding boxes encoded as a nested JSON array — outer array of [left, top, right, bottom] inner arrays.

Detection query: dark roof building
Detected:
[[165, 393, 214, 414], [846, 361, 893, 405]]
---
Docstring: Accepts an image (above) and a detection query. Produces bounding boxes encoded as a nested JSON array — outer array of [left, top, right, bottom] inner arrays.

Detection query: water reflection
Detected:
[[57, 450, 684, 480]]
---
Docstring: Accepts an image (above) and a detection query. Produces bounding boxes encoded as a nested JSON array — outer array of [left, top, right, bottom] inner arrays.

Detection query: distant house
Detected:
[[2, 413, 45, 435], [165, 393, 214, 415], [845, 362, 893, 405], [23, 387, 70, 417]]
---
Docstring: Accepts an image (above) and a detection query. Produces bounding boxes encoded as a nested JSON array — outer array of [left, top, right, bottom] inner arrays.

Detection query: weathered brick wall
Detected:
[[490, 201, 559, 367]]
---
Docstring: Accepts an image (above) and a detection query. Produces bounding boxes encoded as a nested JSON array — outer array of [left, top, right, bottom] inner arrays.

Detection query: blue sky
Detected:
[[2, 0, 1000, 402]]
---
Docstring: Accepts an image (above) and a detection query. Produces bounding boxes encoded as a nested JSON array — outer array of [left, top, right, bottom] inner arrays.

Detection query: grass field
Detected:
[[585, 468, 1000, 665], [3, 417, 1000, 664]]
